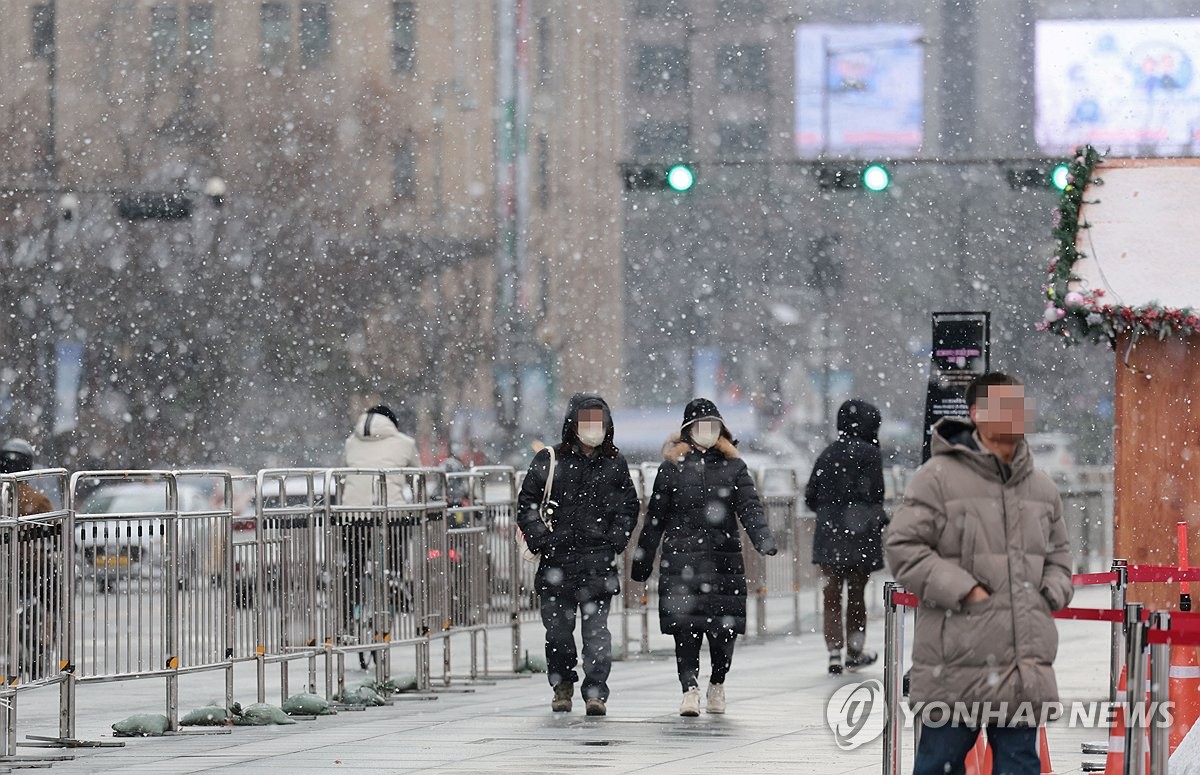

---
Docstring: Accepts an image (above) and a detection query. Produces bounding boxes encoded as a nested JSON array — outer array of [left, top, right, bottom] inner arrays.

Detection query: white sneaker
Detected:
[[679, 687, 701, 717], [706, 683, 726, 714]]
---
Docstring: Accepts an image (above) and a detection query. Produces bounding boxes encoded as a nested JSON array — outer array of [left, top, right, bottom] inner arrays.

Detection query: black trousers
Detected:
[[539, 576, 613, 701], [673, 629, 737, 691]]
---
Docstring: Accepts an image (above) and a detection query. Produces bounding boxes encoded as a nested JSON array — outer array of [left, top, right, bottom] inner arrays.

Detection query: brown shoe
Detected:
[[551, 681, 574, 713], [585, 698, 607, 716]]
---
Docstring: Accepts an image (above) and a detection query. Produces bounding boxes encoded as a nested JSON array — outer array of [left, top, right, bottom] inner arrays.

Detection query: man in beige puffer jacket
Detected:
[[885, 373, 1073, 775]]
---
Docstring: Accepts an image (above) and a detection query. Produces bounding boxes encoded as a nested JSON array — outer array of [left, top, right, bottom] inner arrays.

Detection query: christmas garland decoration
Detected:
[[1040, 144, 1200, 345]]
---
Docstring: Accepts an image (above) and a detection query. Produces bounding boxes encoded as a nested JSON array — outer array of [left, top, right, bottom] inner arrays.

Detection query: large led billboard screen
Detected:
[[1036, 19, 1200, 155], [794, 24, 924, 158]]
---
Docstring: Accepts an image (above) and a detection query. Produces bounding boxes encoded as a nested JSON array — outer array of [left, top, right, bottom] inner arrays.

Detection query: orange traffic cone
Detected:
[[964, 730, 992, 775], [1038, 725, 1056, 774], [1169, 643, 1200, 752]]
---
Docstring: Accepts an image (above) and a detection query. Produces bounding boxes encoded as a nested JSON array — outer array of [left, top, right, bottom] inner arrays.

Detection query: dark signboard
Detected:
[[922, 312, 990, 462]]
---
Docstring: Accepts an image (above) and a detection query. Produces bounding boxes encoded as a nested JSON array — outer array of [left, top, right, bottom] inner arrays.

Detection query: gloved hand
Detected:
[[630, 547, 653, 582]]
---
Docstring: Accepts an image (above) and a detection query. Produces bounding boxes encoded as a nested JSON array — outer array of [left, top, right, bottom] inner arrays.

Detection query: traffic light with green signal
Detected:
[[622, 163, 698, 192], [816, 163, 892, 192], [1006, 162, 1071, 191]]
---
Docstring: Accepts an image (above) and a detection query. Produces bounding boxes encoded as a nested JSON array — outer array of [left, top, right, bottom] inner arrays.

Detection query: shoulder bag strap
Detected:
[[542, 446, 556, 508]]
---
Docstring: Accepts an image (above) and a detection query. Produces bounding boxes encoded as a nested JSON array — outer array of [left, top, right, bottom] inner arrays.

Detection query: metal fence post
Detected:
[[790, 469, 801, 636], [510, 474, 522, 675], [882, 582, 903, 775], [1125, 602, 1146, 775], [1148, 612, 1169, 775], [3, 487, 17, 757], [164, 474, 180, 732], [254, 471, 268, 705], [1112, 558, 1128, 704]]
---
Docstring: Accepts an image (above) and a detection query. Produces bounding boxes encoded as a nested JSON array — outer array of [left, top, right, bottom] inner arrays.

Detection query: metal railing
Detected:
[[0, 460, 1116, 759]]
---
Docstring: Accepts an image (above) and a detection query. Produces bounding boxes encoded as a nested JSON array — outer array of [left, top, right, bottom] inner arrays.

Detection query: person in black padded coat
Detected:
[[805, 398, 887, 675], [517, 393, 639, 717], [632, 398, 778, 717]]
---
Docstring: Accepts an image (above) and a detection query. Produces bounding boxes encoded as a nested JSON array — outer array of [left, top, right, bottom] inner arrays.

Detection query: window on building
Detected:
[[536, 15, 551, 83], [537, 133, 550, 209], [634, 0, 689, 18], [187, 3, 215, 68], [31, 4, 54, 59], [716, 44, 767, 92], [717, 121, 768, 155], [634, 45, 690, 95], [633, 121, 690, 157], [391, 1, 415, 73], [150, 4, 179, 72], [716, 0, 765, 21], [300, 3, 331, 69], [261, 2, 291, 70], [393, 142, 417, 199]]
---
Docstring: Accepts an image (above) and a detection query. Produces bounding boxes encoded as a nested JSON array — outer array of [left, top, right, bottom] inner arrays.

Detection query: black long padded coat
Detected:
[[631, 445, 777, 635]]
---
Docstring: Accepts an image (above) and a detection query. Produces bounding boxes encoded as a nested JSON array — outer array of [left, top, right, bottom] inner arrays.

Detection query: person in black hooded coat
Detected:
[[516, 393, 639, 716], [631, 398, 777, 717], [805, 398, 886, 675]]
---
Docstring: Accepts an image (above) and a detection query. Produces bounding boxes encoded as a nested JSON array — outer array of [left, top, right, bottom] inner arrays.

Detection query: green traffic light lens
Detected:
[[1051, 163, 1070, 191], [666, 164, 695, 192], [862, 164, 890, 192]]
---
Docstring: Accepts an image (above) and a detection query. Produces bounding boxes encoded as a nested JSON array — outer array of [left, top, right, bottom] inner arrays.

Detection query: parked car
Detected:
[[75, 481, 219, 590]]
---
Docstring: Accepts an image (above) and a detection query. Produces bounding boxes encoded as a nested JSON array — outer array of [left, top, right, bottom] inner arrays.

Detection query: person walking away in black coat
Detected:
[[632, 398, 778, 717], [516, 393, 639, 716], [806, 399, 886, 675]]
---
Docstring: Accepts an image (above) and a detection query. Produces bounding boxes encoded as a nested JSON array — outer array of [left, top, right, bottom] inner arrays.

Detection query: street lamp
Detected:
[[58, 192, 79, 221], [204, 176, 227, 207]]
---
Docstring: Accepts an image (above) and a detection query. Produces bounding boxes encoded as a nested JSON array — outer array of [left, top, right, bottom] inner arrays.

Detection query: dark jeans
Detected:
[[914, 723, 1040, 775], [539, 581, 613, 701], [673, 630, 737, 691], [820, 564, 869, 654]]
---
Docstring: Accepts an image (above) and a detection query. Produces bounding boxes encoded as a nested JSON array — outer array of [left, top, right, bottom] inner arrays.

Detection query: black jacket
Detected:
[[632, 443, 777, 635], [517, 394, 639, 596], [806, 399, 886, 571]]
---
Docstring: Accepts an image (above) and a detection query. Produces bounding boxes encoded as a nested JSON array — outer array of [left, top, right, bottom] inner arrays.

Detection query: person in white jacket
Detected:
[[339, 404, 418, 670], [341, 405, 418, 507]]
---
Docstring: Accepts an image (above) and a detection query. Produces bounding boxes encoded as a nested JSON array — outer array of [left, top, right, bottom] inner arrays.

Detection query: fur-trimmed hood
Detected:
[[661, 431, 740, 464]]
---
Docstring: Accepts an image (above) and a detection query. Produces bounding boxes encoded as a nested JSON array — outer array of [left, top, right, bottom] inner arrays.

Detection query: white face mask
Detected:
[[577, 422, 606, 448], [691, 419, 722, 449]]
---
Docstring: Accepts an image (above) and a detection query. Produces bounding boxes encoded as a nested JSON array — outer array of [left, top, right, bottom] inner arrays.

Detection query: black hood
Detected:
[[837, 399, 882, 445], [680, 397, 736, 445], [560, 393, 616, 452]]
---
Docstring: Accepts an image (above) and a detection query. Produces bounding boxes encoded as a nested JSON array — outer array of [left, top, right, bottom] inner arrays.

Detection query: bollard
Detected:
[[1113, 558, 1128, 704], [1125, 602, 1146, 775], [1149, 612, 1170, 775], [881, 582, 903, 775]]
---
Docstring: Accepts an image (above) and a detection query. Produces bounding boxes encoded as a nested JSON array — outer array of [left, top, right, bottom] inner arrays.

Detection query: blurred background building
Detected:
[[0, 0, 1194, 467]]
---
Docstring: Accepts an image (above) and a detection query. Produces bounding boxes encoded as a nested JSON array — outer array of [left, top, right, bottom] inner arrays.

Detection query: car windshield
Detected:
[[82, 488, 168, 515]]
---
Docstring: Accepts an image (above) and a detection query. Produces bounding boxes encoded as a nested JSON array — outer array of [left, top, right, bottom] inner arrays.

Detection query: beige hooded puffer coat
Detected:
[[885, 417, 1073, 722]]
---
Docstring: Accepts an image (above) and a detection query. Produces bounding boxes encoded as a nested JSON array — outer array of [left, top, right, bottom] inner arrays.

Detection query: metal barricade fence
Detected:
[[63, 470, 234, 736], [473, 466, 533, 672], [326, 467, 454, 697], [253, 469, 324, 704], [1, 469, 68, 756], [441, 470, 489, 681], [617, 467, 648, 661], [752, 467, 806, 637]]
